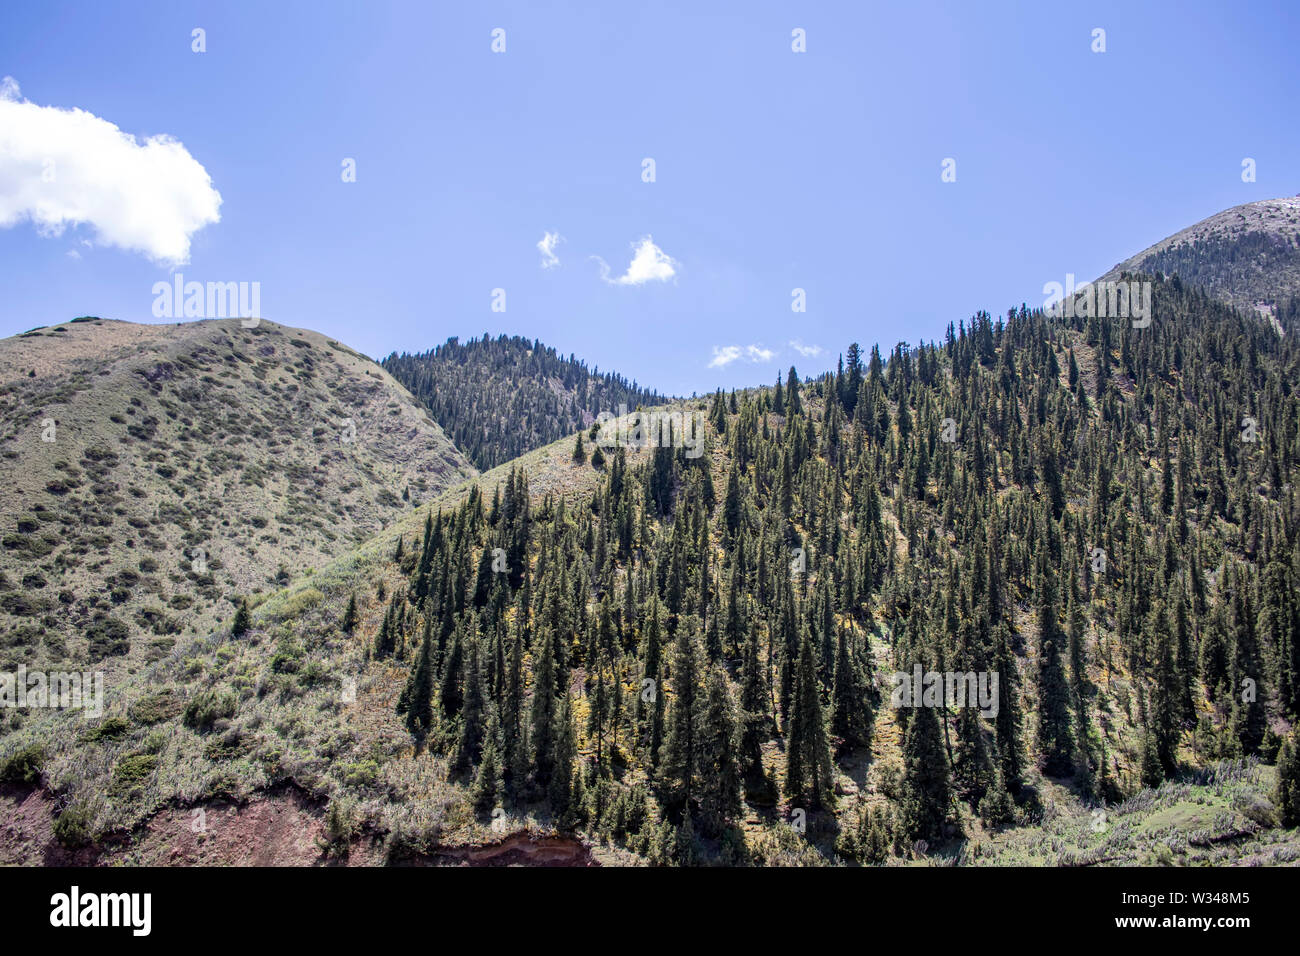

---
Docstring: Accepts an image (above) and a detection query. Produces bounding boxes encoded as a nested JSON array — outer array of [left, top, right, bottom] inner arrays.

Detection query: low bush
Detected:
[[0, 744, 45, 784], [183, 689, 237, 731]]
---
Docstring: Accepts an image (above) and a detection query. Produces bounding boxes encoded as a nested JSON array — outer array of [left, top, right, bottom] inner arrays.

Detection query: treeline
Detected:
[[383, 334, 667, 471], [359, 277, 1300, 863]]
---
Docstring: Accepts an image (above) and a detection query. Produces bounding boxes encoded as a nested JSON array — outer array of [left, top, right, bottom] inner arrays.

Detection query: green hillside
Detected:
[[7, 279, 1300, 866]]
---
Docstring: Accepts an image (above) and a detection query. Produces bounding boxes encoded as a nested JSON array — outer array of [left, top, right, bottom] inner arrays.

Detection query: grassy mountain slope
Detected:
[[383, 333, 669, 471], [7, 278, 1300, 866], [0, 408, 671, 860], [0, 317, 475, 675], [1098, 196, 1300, 322]]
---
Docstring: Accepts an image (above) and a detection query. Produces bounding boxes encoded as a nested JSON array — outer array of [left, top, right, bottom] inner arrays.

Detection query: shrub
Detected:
[[204, 728, 251, 761], [86, 615, 130, 657], [112, 753, 158, 789], [1, 533, 53, 557], [0, 591, 52, 616], [183, 689, 237, 731], [130, 690, 184, 725], [1233, 791, 1276, 828], [81, 716, 131, 743], [52, 799, 94, 848], [339, 759, 380, 789], [270, 638, 304, 674], [322, 796, 359, 857], [0, 744, 46, 784], [273, 588, 323, 623]]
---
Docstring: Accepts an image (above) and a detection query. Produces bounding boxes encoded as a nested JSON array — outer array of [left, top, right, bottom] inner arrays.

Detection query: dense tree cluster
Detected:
[[363, 276, 1300, 862], [383, 334, 667, 471], [1136, 232, 1300, 312]]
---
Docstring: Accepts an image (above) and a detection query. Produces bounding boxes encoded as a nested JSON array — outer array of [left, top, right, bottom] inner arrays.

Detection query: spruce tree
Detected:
[[637, 596, 666, 766], [899, 688, 952, 845], [1276, 729, 1300, 827], [1036, 571, 1075, 777], [993, 623, 1024, 793], [738, 620, 769, 785], [659, 625, 704, 814], [549, 689, 576, 818], [785, 630, 834, 807], [401, 624, 436, 737], [697, 666, 742, 836], [341, 593, 358, 633], [455, 635, 486, 770], [232, 599, 251, 637], [831, 625, 873, 749], [1149, 600, 1180, 777], [529, 624, 558, 785], [785, 366, 802, 416], [471, 709, 505, 814]]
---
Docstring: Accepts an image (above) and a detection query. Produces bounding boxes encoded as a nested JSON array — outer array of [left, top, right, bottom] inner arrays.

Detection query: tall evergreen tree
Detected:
[[899, 690, 953, 845], [785, 630, 834, 807]]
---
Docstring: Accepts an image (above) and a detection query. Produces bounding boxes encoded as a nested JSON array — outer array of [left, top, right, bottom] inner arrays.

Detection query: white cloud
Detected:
[[708, 346, 742, 368], [595, 235, 678, 285], [709, 344, 776, 368], [0, 77, 222, 265], [537, 230, 563, 269], [789, 339, 822, 357]]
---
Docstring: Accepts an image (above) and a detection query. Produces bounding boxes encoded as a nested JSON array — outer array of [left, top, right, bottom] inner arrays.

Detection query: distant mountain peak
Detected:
[[1099, 196, 1300, 316]]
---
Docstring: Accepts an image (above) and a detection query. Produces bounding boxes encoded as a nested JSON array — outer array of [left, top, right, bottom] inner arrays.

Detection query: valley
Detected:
[[3, 211, 1300, 865]]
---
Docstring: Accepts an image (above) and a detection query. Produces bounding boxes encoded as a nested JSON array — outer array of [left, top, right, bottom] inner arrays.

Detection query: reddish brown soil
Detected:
[[0, 783, 594, 867], [0, 783, 98, 865], [418, 833, 598, 867]]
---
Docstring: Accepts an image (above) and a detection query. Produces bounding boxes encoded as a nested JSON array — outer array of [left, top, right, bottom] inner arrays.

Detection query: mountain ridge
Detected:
[[383, 333, 670, 471], [1098, 196, 1300, 321]]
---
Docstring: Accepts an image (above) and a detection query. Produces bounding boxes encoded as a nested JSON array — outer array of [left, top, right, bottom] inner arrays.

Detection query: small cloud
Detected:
[[709, 344, 775, 368], [537, 230, 563, 269], [66, 247, 80, 259], [595, 235, 678, 286], [789, 340, 822, 357], [0, 76, 222, 266], [708, 346, 742, 368]]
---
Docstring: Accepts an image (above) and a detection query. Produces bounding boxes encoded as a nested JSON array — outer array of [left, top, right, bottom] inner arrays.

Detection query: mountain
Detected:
[[0, 402, 672, 863], [1098, 196, 1300, 325], [7, 276, 1299, 866], [0, 317, 474, 675], [383, 334, 668, 471]]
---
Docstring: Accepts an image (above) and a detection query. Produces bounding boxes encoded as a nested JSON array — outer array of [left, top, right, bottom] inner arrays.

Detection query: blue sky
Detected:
[[1, 0, 1297, 396]]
